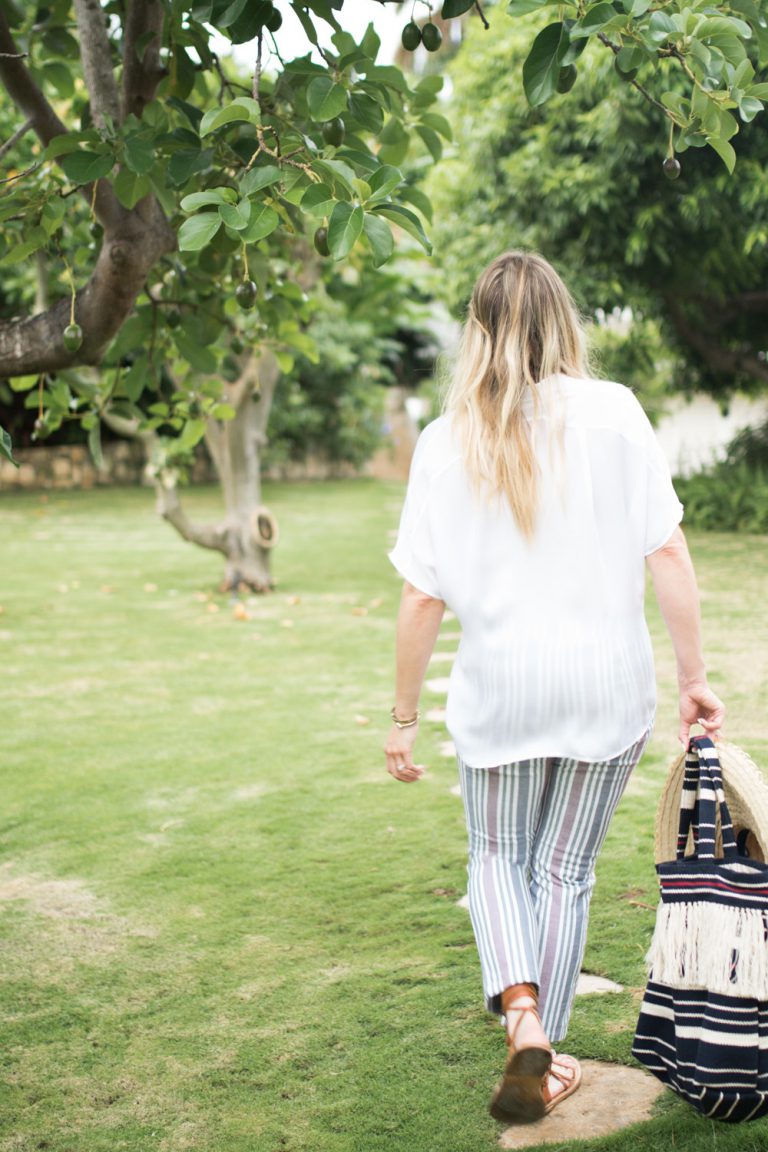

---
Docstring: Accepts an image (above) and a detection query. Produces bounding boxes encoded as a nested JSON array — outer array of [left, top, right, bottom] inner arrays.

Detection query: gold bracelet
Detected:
[[391, 706, 420, 729]]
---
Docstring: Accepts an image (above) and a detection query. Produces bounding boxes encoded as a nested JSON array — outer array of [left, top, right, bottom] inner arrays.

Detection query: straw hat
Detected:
[[655, 739, 768, 865]]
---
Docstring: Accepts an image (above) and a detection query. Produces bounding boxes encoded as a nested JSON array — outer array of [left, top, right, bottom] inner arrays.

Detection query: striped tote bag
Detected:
[[632, 735, 768, 1123]]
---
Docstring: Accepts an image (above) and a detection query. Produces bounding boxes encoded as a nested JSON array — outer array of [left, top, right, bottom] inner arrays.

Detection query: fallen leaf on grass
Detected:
[[206, 602, 220, 614], [232, 603, 251, 621], [351, 607, 368, 617], [354, 715, 370, 726], [143, 583, 158, 593]]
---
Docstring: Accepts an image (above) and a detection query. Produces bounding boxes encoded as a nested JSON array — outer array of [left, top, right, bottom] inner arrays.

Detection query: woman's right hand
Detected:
[[678, 680, 725, 746]]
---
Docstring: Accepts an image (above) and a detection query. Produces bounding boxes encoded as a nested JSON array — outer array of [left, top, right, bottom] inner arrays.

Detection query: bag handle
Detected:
[[676, 735, 738, 861]]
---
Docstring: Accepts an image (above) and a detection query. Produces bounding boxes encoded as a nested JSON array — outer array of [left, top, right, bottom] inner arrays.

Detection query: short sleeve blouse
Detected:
[[388, 375, 684, 767]]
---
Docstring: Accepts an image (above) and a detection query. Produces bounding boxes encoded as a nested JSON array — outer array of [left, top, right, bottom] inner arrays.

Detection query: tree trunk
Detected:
[[104, 350, 281, 593], [205, 351, 280, 592]]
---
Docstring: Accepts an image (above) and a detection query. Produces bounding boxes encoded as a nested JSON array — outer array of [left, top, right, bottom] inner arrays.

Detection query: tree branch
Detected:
[[0, 116, 32, 160], [0, 9, 124, 231], [74, 0, 121, 128], [156, 483, 230, 554], [121, 0, 166, 122], [0, 11, 68, 146], [103, 408, 229, 554], [0, 197, 176, 374]]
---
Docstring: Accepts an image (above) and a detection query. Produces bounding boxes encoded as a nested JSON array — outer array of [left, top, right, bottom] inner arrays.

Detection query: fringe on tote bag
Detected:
[[632, 735, 768, 1123]]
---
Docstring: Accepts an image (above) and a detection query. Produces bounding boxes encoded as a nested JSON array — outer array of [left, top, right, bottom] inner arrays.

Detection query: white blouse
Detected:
[[389, 375, 684, 767]]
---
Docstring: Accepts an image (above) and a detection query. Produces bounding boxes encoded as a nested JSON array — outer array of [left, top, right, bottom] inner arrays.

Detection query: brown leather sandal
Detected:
[[543, 1052, 582, 1114], [489, 991, 553, 1124]]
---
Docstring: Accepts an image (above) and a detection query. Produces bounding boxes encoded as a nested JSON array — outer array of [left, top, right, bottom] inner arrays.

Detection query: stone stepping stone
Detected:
[[498, 1059, 665, 1148], [429, 651, 456, 664], [456, 893, 470, 909], [441, 741, 457, 758], [575, 973, 625, 995], [425, 707, 446, 723], [425, 677, 451, 694], [449, 782, 462, 796]]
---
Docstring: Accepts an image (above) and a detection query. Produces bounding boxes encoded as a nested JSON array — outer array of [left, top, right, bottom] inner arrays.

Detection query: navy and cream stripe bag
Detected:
[[632, 735, 768, 1123]]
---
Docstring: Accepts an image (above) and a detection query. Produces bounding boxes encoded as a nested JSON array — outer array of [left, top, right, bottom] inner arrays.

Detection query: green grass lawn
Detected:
[[1, 480, 767, 1152]]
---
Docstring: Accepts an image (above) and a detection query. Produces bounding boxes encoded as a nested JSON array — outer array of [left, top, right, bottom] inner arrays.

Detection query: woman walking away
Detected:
[[384, 251, 725, 1125]]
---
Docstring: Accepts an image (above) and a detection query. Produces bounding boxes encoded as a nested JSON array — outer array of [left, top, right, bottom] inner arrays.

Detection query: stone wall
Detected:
[[0, 440, 216, 491]]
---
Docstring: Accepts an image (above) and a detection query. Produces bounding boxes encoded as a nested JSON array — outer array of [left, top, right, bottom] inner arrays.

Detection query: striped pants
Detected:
[[458, 728, 651, 1043]]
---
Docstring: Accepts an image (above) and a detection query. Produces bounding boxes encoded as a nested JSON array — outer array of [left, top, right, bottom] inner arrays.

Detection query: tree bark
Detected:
[[74, 0, 121, 129], [0, 198, 175, 373], [0, 4, 175, 375], [103, 351, 282, 593], [206, 351, 281, 591], [122, 0, 166, 121]]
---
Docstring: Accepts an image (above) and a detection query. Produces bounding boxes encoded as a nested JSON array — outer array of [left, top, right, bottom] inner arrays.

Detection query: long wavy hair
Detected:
[[443, 251, 591, 537]]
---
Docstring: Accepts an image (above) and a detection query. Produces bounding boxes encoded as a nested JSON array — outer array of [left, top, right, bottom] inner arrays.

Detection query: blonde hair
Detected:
[[443, 250, 591, 537]]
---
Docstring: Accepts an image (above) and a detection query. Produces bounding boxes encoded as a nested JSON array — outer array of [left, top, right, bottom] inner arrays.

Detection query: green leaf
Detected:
[[361, 22, 380, 61], [42, 61, 75, 98], [112, 167, 152, 209], [177, 212, 222, 251], [522, 23, 568, 107], [88, 421, 104, 470], [362, 212, 394, 268], [507, 0, 544, 13], [240, 203, 280, 243], [123, 132, 155, 175], [442, 0, 474, 15], [378, 118, 410, 166], [168, 147, 213, 187], [416, 124, 443, 162], [240, 165, 282, 195], [570, 3, 620, 38], [314, 157, 357, 195], [645, 11, 677, 44], [300, 183, 337, 217], [0, 426, 18, 467], [0, 226, 47, 266], [180, 187, 238, 210], [45, 132, 95, 161], [176, 418, 208, 452], [174, 331, 218, 374], [59, 151, 115, 184], [307, 76, 348, 122], [738, 95, 763, 122], [372, 204, 432, 254], [749, 83, 768, 99], [367, 165, 403, 201], [706, 134, 736, 173], [219, 200, 252, 230], [200, 100, 260, 136], [419, 111, 453, 141], [328, 202, 364, 259], [399, 184, 433, 223]]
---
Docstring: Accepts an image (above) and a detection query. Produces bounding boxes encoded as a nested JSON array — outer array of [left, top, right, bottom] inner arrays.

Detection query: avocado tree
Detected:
[[0, 1, 443, 588], [0, 0, 765, 584], [426, 10, 768, 400]]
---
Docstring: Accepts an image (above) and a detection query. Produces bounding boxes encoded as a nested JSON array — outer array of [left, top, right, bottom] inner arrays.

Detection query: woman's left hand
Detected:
[[385, 721, 425, 783]]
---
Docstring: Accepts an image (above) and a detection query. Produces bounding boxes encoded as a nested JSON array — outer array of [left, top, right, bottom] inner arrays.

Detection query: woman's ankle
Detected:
[[500, 982, 539, 1013]]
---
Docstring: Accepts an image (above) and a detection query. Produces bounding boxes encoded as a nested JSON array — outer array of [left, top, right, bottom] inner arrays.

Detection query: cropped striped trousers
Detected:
[[458, 727, 651, 1043]]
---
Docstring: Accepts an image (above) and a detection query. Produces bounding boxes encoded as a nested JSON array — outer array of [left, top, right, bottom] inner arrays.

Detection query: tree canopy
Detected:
[[0, 0, 766, 466], [427, 9, 768, 398]]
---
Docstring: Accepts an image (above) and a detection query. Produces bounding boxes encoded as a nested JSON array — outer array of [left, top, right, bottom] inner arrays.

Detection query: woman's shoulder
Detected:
[[559, 376, 649, 438], [413, 414, 460, 467]]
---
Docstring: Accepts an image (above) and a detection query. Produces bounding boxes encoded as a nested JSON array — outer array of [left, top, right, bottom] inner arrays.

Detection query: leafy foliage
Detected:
[[674, 460, 768, 532], [426, 10, 768, 399], [0, 1, 447, 459]]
